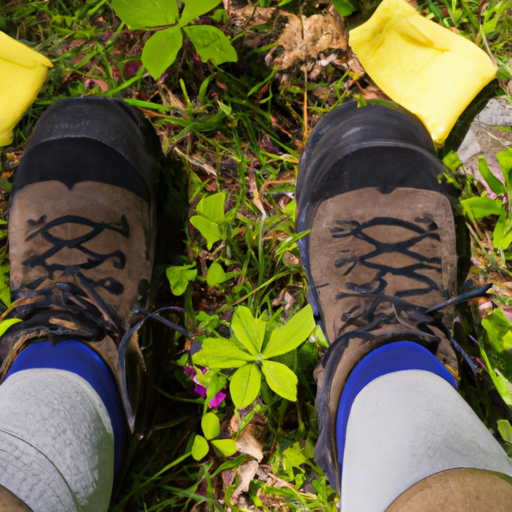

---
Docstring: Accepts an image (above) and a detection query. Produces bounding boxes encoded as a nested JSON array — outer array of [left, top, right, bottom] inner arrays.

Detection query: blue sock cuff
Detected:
[[336, 341, 457, 482], [6, 340, 126, 477]]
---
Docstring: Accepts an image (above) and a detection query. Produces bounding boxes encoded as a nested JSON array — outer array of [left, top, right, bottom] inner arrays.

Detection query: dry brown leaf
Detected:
[[247, 166, 267, 215], [235, 428, 264, 462], [232, 460, 259, 500], [265, 13, 347, 71], [256, 465, 294, 489], [231, 4, 276, 27], [173, 147, 217, 176], [221, 469, 235, 491]]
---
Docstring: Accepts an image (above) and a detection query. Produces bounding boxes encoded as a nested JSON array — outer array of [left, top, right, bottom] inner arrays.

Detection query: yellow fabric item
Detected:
[[349, 0, 497, 145], [0, 31, 52, 146]]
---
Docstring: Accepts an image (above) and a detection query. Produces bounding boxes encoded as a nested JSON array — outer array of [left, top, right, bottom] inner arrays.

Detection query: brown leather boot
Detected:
[[0, 97, 161, 430], [296, 100, 471, 488]]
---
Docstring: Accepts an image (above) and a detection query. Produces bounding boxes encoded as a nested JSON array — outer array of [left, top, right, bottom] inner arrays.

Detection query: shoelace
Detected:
[[327, 215, 493, 346], [22, 213, 130, 295], [1, 277, 192, 431]]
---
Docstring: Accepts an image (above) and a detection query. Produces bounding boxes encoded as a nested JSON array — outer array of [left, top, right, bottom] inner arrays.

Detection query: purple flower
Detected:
[[183, 364, 227, 409]]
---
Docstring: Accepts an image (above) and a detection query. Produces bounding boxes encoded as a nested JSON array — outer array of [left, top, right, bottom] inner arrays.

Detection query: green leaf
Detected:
[[192, 434, 209, 460], [261, 360, 297, 401], [0, 318, 22, 338], [460, 197, 503, 219], [196, 310, 219, 330], [478, 156, 507, 195], [231, 306, 266, 355], [166, 263, 197, 296], [205, 372, 227, 407], [206, 262, 227, 287], [263, 305, 315, 358], [211, 438, 237, 456], [493, 212, 506, 248], [482, 308, 512, 353], [211, 8, 228, 23], [282, 443, 308, 471], [0, 284, 11, 308], [190, 215, 222, 250], [479, 348, 512, 407], [184, 26, 238, 66], [497, 419, 512, 443], [332, 0, 356, 16], [193, 337, 257, 368], [230, 363, 261, 409], [497, 148, 512, 191], [442, 151, 462, 172], [142, 26, 183, 80], [180, 0, 223, 25], [201, 412, 220, 440], [217, 100, 232, 116], [492, 213, 512, 250], [112, 0, 179, 28], [196, 192, 227, 224]]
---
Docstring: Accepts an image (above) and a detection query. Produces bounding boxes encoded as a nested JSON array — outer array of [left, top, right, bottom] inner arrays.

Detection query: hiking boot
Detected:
[[0, 97, 162, 431], [296, 100, 469, 488]]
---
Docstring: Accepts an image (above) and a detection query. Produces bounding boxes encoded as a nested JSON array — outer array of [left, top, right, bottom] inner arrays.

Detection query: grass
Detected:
[[1, 0, 512, 510]]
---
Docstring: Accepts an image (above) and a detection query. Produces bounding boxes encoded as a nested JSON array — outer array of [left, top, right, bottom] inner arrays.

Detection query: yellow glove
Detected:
[[349, 0, 497, 145], [0, 31, 53, 146]]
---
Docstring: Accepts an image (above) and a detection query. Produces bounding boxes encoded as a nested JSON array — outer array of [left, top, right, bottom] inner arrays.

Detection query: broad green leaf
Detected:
[[263, 305, 315, 358], [218, 101, 232, 115], [493, 212, 507, 248], [0, 284, 11, 308], [231, 306, 265, 355], [180, 0, 223, 25], [211, 438, 237, 456], [193, 337, 257, 368], [142, 26, 183, 80], [0, 318, 22, 338], [190, 215, 221, 250], [282, 443, 308, 471], [460, 197, 503, 220], [497, 419, 512, 443], [196, 192, 226, 223], [332, 0, 356, 16], [497, 230, 512, 251], [285, 199, 296, 224], [480, 348, 512, 407], [196, 310, 219, 330], [206, 262, 227, 287], [230, 363, 261, 409], [201, 412, 220, 440], [261, 360, 297, 401], [192, 434, 209, 460], [497, 148, 512, 191], [478, 156, 506, 195], [112, 0, 179, 28], [166, 263, 197, 296], [482, 308, 512, 353], [184, 26, 238, 66], [211, 8, 228, 23], [442, 151, 462, 172], [493, 213, 512, 250]]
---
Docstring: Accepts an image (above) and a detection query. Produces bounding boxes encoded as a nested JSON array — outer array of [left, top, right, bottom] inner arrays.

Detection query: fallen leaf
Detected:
[[235, 427, 264, 462], [266, 13, 347, 71], [84, 78, 109, 92], [232, 460, 259, 500], [231, 4, 276, 28]]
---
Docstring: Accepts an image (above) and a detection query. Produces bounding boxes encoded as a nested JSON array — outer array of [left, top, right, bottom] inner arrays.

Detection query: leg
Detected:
[[297, 100, 512, 510], [0, 98, 161, 510]]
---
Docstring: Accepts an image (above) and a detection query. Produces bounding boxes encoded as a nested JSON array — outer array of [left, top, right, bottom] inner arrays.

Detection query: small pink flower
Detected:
[[183, 364, 227, 409]]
